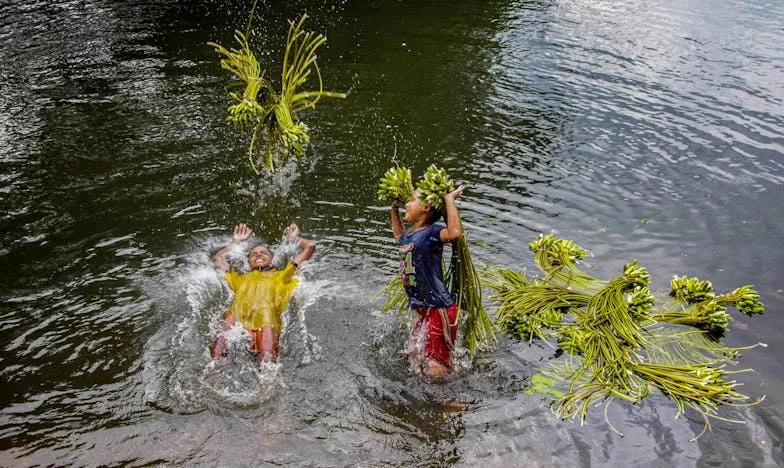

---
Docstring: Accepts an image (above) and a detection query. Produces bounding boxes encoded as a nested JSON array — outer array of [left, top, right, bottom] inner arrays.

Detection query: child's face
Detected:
[[248, 246, 273, 270], [404, 190, 429, 224]]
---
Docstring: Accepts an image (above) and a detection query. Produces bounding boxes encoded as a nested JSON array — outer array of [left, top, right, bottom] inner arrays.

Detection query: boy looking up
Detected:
[[390, 185, 465, 377]]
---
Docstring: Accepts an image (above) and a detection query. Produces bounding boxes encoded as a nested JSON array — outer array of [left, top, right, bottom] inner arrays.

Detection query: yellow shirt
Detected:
[[225, 263, 298, 332]]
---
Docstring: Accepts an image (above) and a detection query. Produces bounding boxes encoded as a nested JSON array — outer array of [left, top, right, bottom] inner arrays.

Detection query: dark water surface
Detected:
[[2, 0, 783, 466]]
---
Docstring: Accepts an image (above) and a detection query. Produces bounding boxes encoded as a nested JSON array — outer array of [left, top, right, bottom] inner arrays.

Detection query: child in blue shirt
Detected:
[[389, 185, 465, 377]]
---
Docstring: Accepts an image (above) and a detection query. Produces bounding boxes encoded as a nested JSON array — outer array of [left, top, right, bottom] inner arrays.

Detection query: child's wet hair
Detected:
[[248, 240, 273, 256]]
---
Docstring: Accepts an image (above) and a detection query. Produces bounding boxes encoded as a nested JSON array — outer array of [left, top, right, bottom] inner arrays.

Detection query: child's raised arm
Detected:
[[284, 223, 316, 266], [213, 223, 252, 271], [439, 185, 465, 243], [390, 202, 405, 242]]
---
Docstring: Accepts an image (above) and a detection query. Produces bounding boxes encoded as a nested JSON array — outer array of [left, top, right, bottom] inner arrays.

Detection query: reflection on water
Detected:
[[1, 0, 783, 465]]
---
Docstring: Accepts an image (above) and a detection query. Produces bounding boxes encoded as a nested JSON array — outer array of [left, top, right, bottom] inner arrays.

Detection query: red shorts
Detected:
[[248, 326, 279, 360], [213, 314, 279, 363], [411, 304, 459, 368]]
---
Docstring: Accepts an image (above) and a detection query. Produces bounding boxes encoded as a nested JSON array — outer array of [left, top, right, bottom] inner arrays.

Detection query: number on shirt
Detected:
[[403, 251, 416, 274]]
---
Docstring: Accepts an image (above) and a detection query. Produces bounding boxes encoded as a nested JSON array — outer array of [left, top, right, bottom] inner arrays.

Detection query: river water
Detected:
[[1, 0, 783, 466]]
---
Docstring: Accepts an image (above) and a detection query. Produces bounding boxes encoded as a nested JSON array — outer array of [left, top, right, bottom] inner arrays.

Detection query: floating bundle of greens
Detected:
[[651, 278, 765, 337], [484, 268, 588, 342], [485, 234, 765, 439], [376, 165, 496, 356], [209, 6, 346, 174]]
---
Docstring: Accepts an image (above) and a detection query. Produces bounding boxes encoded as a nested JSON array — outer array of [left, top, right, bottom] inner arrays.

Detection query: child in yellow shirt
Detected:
[[211, 223, 315, 364]]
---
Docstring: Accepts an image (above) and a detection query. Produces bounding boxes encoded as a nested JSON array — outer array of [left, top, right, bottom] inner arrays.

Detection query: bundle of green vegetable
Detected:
[[529, 234, 605, 294], [715, 285, 764, 316], [653, 300, 732, 336], [377, 166, 414, 205], [650, 276, 764, 337], [485, 268, 588, 342], [375, 271, 410, 316], [669, 275, 714, 303], [485, 233, 766, 439], [416, 165, 454, 208], [209, 6, 346, 174], [639, 325, 753, 366], [631, 362, 756, 440], [582, 260, 651, 348]]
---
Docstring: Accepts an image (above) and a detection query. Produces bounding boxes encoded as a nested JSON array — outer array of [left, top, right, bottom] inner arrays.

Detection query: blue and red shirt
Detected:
[[397, 224, 454, 308]]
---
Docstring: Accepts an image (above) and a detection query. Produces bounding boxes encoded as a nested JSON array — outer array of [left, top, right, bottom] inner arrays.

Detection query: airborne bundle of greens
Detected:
[[209, 6, 346, 174], [485, 234, 766, 439]]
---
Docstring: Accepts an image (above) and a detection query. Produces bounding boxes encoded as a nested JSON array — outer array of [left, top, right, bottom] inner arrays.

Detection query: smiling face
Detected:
[[248, 245, 273, 271]]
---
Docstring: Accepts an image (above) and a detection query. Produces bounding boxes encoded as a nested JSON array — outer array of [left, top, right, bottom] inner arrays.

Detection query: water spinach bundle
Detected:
[[652, 280, 764, 336], [209, 9, 345, 174], [377, 165, 497, 356], [485, 234, 766, 440], [377, 166, 414, 206]]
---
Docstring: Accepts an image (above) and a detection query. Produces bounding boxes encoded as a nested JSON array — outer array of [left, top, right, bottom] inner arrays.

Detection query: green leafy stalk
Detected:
[[378, 166, 414, 204], [670, 275, 715, 304], [416, 165, 455, 210], [446, 233, 497, 355], [209, 10, 346, 174], [374, 274, 410, 316], [529, 234, 605, 295]]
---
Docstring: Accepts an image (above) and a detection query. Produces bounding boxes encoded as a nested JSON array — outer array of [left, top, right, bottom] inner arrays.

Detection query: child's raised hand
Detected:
[[284, 223, 300, 241], [232, 223, 253, 242], [445, 185, 465, 202]]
